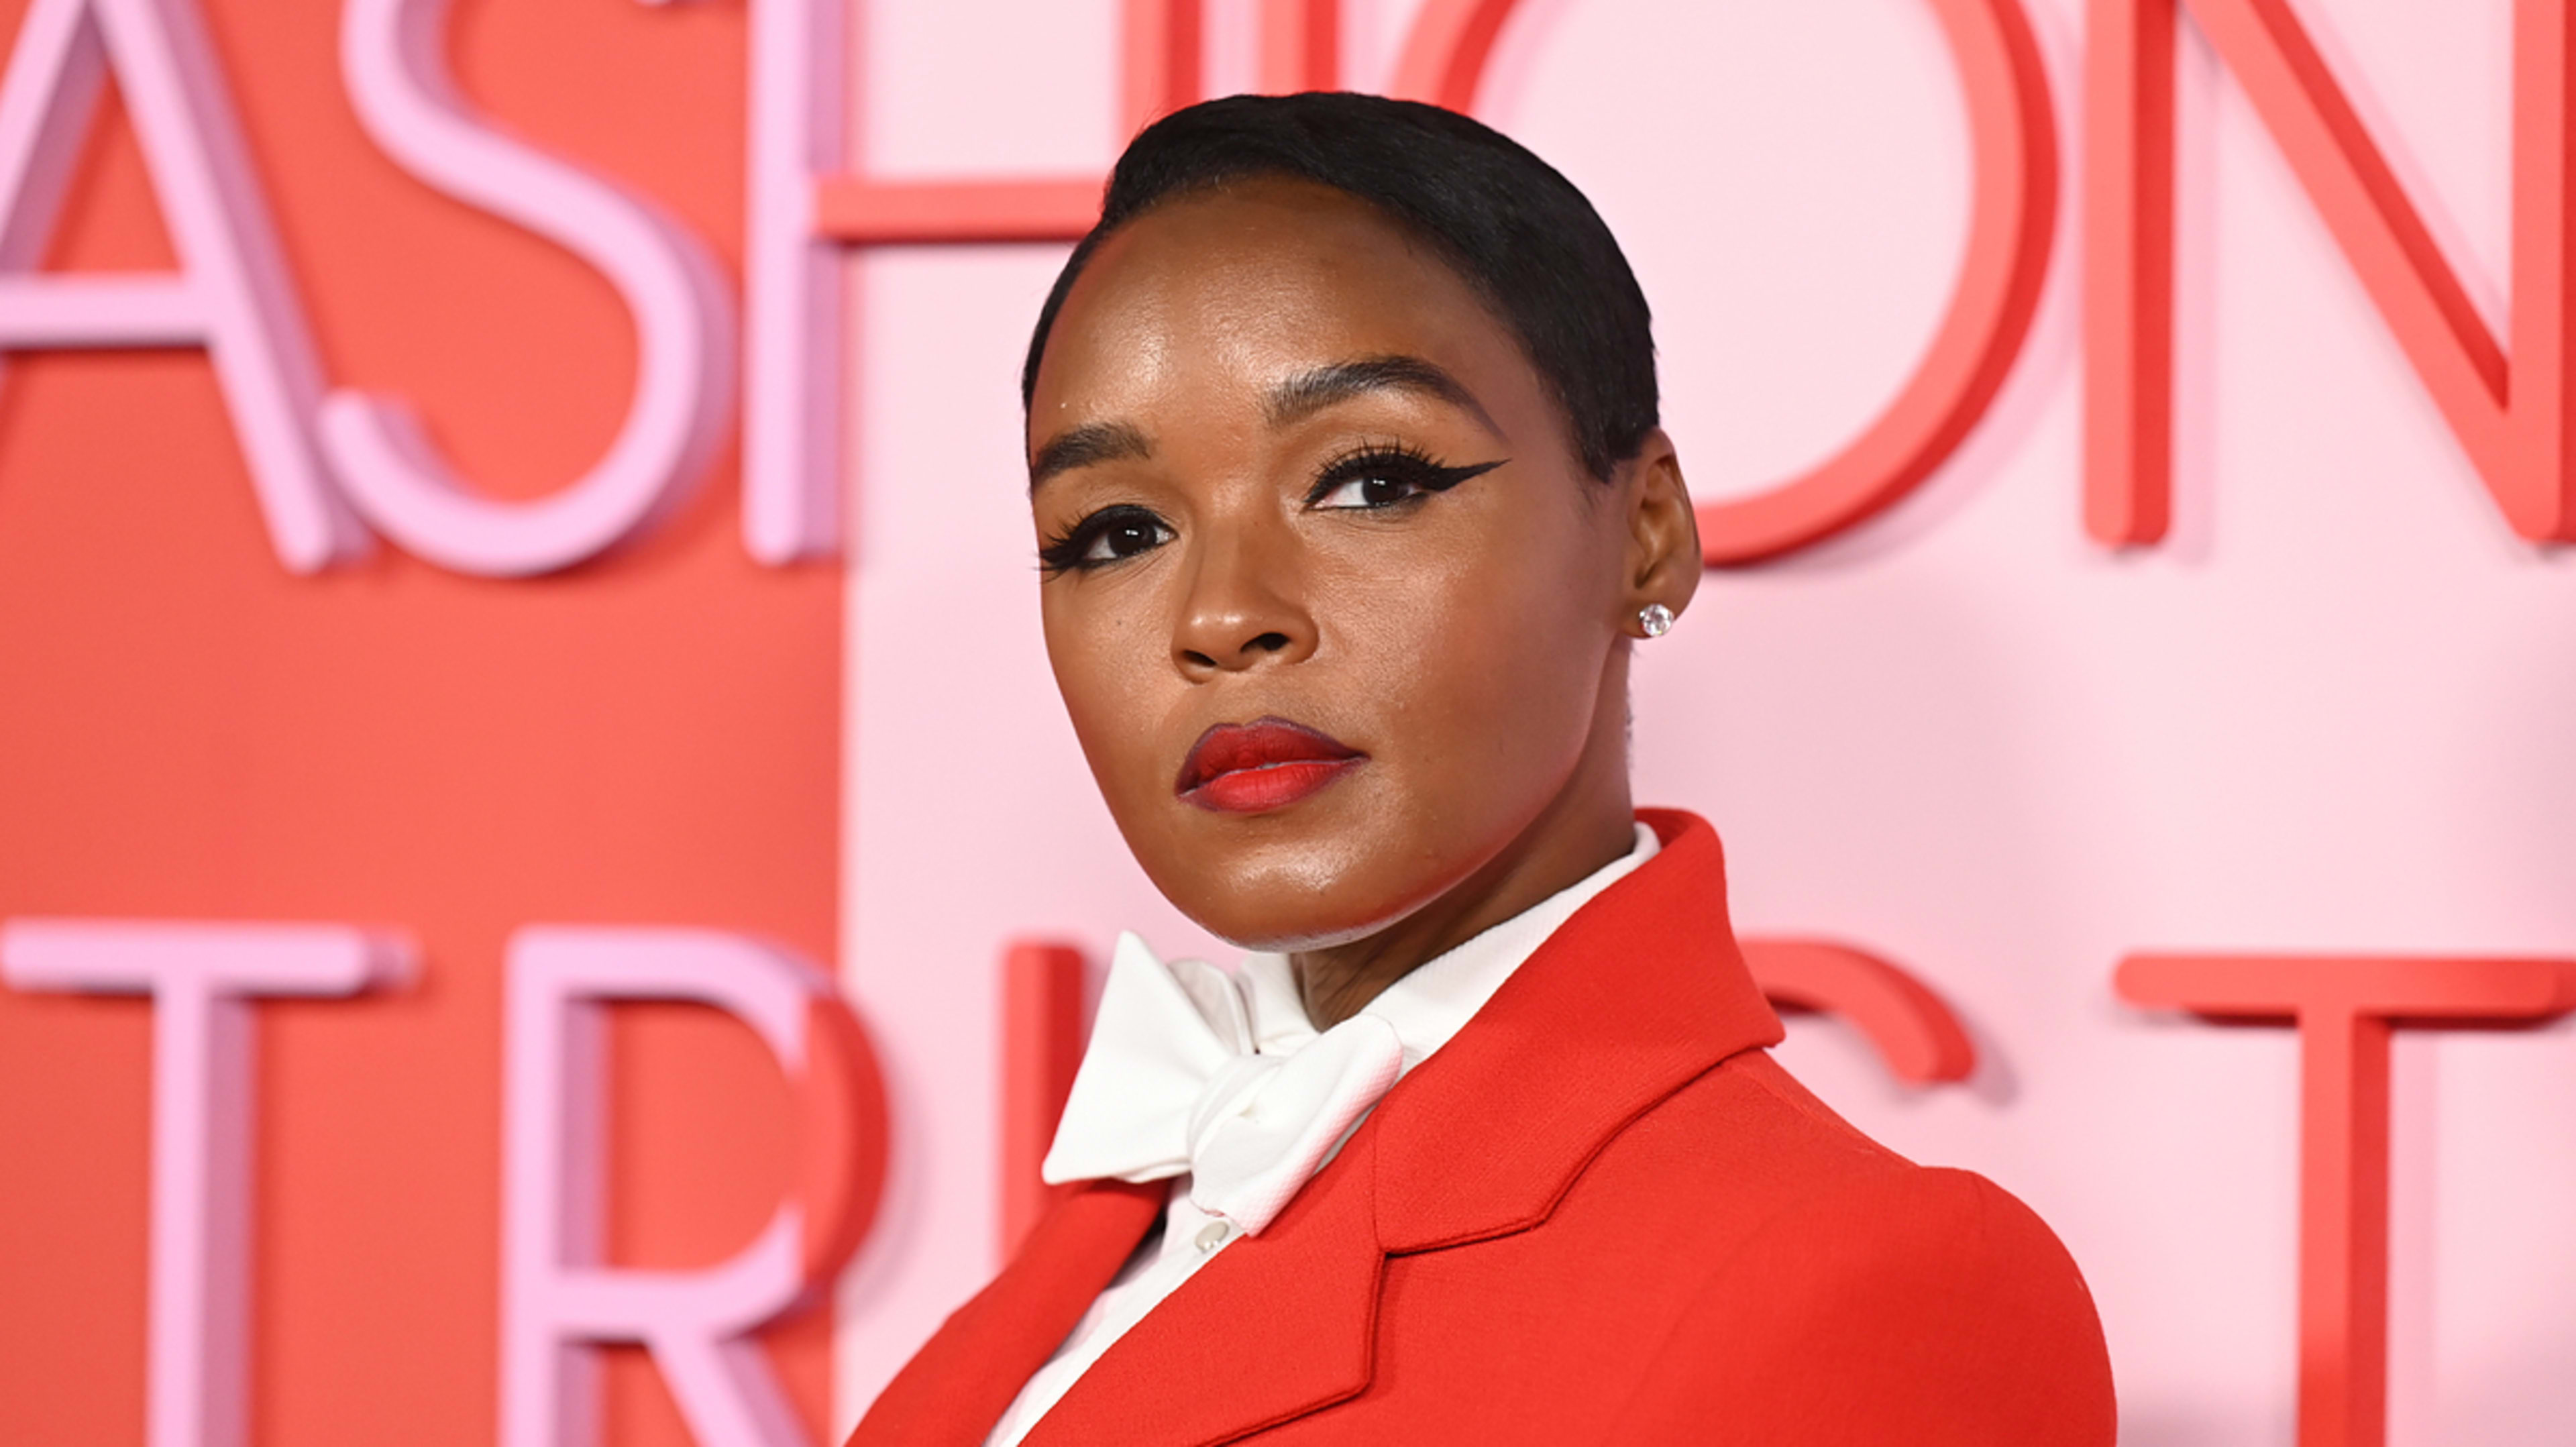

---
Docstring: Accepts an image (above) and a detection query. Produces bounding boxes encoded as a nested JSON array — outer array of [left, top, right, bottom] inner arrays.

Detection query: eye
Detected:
[[1038, 504, 1173, 575], [1312, 471, 1427, 510], [1305, 446, 1507, 512], [1080, 512, 1169, 561]]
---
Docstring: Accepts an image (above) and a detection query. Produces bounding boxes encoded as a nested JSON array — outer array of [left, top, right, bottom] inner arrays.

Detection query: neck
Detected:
[[1290, 686, 1637, 1030]]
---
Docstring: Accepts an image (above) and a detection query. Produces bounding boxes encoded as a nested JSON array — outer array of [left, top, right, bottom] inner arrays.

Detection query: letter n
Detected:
[[2088, 0, 2576, 545]]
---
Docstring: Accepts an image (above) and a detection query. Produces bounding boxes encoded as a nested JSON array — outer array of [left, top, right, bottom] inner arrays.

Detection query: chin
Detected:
[[1114, 776, 1474, 951], [1150, 848, 1444, 955], [1197, 910, 1399, 955]]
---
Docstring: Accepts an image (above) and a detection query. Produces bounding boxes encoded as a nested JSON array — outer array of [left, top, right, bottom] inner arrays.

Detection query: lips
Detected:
[[1176, 717, 1366, 814]]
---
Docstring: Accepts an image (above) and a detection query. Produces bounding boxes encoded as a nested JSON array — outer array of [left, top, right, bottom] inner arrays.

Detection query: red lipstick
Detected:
[[1176, 718, 1365, 814]]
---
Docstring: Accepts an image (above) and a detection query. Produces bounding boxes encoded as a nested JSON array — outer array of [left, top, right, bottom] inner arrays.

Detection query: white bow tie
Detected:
[[1040, 932, 1405, 1236]]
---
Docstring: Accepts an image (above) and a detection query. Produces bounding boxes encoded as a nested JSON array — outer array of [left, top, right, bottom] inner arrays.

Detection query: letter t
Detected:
[[0, 920, 411, 1447], [2116, 954, 2576, 1447]]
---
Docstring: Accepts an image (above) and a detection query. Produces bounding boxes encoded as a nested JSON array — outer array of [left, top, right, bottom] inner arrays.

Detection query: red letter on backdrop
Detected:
[[1693, 0, 2057, 565], [998, 942, 1088, 1258], [1384, 0, 1520, 109], [2116, 954, 2576, 1447], [808, 0, 1219, 249], [1258, 0, 1338, 96], [1387, 0, 2061, 566], [2087, 0, 2576, 545], [1741, 938, 1978, 1085]]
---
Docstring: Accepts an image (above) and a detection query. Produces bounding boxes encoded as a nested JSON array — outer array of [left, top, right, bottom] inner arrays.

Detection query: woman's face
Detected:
[[1027, 178, 1690, 952]]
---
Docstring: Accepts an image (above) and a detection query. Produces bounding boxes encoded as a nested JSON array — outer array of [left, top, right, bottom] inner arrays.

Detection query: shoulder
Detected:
[[1572, 1047, 1921, 1210], [1589, 1053, 2116, 1445]]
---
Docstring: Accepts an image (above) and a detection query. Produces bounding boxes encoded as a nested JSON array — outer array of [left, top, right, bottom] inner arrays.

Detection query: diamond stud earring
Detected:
[[1638, 603, 1674, 638]]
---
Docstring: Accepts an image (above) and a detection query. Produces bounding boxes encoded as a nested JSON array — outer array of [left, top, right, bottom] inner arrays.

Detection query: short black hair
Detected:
[[1020, 92, 1658, 480]]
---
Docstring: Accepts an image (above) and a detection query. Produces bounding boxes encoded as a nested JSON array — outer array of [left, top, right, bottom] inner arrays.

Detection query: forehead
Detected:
[[1028, 178, 1532, 431]]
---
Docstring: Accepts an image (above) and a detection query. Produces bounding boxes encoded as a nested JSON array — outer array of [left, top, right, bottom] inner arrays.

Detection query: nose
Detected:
[[1171, 513, 1316, 678]]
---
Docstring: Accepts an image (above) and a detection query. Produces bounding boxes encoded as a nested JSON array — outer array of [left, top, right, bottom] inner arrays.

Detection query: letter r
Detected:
[[501, 927, 885, 1447]]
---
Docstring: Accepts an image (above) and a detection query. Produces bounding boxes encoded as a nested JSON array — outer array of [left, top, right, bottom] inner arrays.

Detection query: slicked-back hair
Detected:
[[1020, 92, 1659, 482]]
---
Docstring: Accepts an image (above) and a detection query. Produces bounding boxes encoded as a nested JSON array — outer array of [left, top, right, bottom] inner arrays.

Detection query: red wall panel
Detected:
[[0, 3, 841, 1443]]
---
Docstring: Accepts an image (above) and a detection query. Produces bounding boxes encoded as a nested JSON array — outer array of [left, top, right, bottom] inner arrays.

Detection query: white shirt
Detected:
[[984, 824, 1660, 1447]]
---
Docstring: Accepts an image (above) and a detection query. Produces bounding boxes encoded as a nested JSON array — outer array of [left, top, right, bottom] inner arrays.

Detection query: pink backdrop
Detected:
[[836, 3, 2576, 1444]]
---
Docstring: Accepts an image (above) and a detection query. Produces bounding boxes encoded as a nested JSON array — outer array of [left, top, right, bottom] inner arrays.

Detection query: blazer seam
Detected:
[[1737, 1054, 1911, 1166]]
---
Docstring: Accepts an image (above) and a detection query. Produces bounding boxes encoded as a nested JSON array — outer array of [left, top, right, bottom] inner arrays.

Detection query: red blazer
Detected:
[[852, 810, 2116, 1445]]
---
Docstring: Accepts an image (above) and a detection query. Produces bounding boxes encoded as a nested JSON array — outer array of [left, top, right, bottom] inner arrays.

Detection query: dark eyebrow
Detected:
[[1265, 355, 1504, 439], [1028, 421, 1152, 491]]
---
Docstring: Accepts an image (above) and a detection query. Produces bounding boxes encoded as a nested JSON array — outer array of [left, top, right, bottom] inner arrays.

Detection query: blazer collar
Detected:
[[1368, 807, 1784, 1251], [1026, 809, 1780, 1445]]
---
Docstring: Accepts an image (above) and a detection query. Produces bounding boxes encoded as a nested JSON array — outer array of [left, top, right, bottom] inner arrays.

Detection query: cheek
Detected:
[[1042, 586, 1177, 799], [1329, 513, 1615, 789]]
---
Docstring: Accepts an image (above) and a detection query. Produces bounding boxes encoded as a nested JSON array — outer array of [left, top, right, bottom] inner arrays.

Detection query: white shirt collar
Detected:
[[1235, 820, 1660, 1071]]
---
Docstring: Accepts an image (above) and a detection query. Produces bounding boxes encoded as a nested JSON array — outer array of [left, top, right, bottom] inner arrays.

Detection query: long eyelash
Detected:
[[1036, 504, 1163, 576], [1303, 441, 1507, 506], [1034, 538, 1080, 578], [1034, 521, 1095, 577]]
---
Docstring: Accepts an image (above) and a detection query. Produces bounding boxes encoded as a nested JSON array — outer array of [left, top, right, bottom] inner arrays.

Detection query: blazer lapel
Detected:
[[847, 1177, 1166, 1447], [1025, 1129, 1387, 1447]]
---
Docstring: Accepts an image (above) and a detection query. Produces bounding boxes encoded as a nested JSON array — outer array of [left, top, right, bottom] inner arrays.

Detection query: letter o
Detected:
[[1393, 0, 2059, 566]]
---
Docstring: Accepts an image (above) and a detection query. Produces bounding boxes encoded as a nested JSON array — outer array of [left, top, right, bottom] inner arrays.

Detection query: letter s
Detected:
[[324, 0, 735, 578]]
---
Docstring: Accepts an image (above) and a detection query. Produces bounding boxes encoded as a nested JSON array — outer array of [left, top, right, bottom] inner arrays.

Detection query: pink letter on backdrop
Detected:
[[741, 0, 845, 566], [0, 919, 413, 1447], [2087, 0, 2576, 545], [769, 0, 1224, 561], [323, 0, 735, 578], [2116, 954, 2576, 1447], [0, 0, 364, 574], [502, 927, 886, 1447]]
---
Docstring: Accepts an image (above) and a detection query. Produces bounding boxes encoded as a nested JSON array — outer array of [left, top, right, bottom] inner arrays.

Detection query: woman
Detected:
[[851, 93, 2113, 1446]]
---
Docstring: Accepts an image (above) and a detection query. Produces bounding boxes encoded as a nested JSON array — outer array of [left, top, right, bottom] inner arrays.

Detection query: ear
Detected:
[[1617, 428, 1701, 638]]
